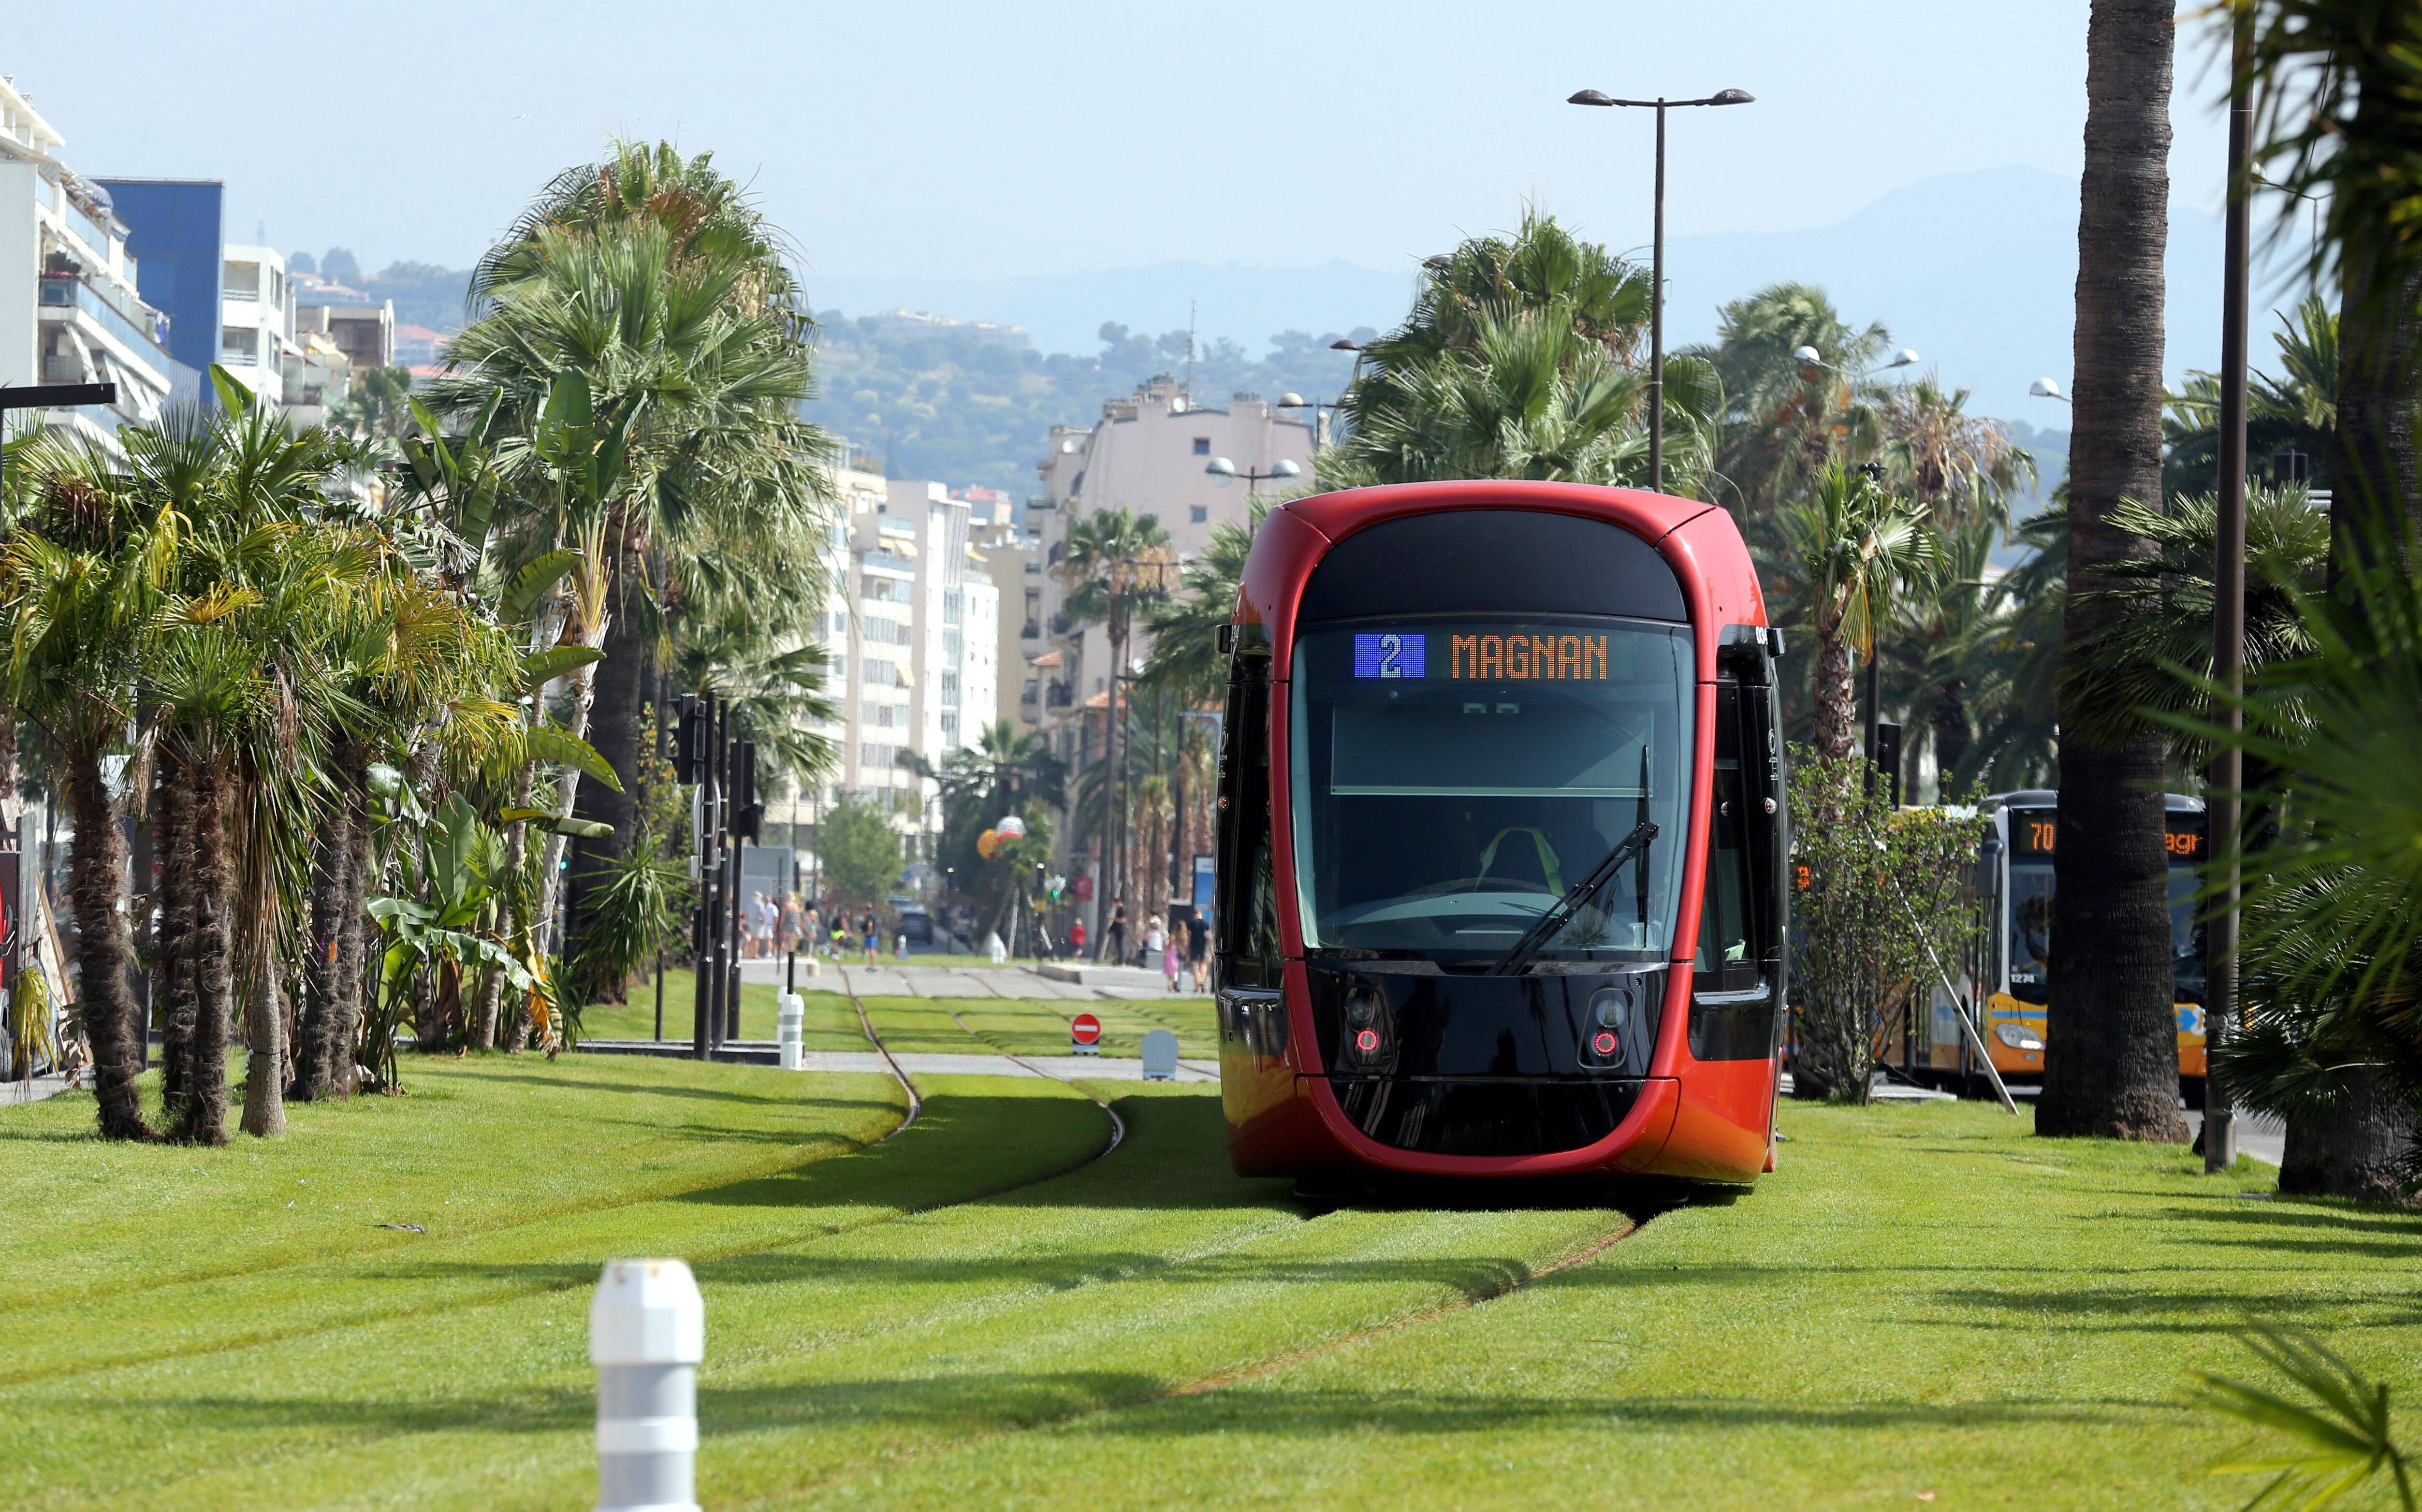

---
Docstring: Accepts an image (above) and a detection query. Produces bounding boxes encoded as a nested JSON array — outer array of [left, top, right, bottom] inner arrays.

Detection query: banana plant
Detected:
[[365, 793, 540, 1076]]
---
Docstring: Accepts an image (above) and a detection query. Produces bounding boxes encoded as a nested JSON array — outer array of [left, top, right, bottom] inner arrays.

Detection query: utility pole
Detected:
[[2204, 8, 2252, 1175]]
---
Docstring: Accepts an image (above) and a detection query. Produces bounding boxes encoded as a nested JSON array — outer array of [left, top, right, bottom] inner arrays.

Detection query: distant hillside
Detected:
[[359, 261, 472, 333], [801, 314, 1374, 493]]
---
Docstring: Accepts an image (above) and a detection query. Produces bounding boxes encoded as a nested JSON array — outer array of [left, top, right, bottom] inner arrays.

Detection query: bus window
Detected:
[[2006, 858, 2053, 1004], [2169, 865, 2206, 1005]]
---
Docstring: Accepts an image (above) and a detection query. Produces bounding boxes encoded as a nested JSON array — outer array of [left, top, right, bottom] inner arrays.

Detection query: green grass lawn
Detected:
[[9, 1027, 2421, 1509]]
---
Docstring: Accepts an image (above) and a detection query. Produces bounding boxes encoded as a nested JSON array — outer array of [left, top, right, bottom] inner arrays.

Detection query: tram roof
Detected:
[[1280, 480, 1713, 546]]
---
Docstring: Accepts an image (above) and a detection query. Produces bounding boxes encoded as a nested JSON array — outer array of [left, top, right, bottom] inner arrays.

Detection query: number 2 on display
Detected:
[[1376, 633, 1403, 679]]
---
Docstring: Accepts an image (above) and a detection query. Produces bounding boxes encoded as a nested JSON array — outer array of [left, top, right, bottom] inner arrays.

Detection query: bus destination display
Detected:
[[2005, 811, 2205, 860], [1351, 629, 1610, 681]]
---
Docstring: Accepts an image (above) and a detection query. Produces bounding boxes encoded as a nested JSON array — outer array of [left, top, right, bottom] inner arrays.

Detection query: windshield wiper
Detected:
[[1490, 819, 1659, 977]]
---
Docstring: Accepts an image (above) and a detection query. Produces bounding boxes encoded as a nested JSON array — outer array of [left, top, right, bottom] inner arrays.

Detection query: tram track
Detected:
[[759, 1196, 1647, 1507]]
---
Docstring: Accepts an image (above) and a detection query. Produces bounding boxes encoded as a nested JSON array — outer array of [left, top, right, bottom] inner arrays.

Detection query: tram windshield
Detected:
[[1289, 618, 1693, 969]]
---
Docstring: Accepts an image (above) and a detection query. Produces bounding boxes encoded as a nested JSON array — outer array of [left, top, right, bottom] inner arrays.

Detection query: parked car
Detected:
[[898, 906, 933, 944]]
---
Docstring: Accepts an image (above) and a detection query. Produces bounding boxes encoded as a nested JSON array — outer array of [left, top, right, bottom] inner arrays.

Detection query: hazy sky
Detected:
[[8, 2, 2239, 290]]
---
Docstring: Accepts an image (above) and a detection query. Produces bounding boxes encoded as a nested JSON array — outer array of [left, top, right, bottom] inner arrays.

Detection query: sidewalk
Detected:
[[735, 955, 1199, 1001], [579, 1039, 1217, 1083]]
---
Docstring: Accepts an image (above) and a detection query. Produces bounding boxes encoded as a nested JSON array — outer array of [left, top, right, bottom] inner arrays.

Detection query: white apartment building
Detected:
[[784, 468, 1005, 897], [218, 243, 294, 407], [0, 77, 175, 449], [1030, 376, 1315, 768]]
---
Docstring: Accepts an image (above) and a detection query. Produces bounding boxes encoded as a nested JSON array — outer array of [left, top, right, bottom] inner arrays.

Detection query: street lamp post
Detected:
[[1274, 393, 1340, 449], [1205, 456, 1301, 494], [2205, 5, 2253, 1175], [1568, 86, 1755, 493]]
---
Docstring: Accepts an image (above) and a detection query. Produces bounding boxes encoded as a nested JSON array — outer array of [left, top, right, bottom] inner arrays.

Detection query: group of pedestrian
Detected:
[[1077, 897, 1207, 992], [738, 891, 814, 960]]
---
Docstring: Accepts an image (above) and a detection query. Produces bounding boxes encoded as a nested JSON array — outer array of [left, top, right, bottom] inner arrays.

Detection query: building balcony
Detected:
[[1021, 621, 1041, 640], [1047, 683, 1073, 709], [1050, 613, 1071, 635], [39, 276, 172, 381]]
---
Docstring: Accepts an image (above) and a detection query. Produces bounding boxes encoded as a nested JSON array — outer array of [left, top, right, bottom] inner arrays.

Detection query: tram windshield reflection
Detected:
[[1288, 617, 1693, 969]]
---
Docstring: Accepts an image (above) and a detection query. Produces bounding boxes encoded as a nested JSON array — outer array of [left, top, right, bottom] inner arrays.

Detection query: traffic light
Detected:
[[732, 740, 763, 841], [673, 696, 707, 784]]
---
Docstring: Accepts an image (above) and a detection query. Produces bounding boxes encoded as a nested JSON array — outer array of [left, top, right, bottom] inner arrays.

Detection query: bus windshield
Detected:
[[2002, 815, 2205, 1006], [1289, 618, 1693, 968]]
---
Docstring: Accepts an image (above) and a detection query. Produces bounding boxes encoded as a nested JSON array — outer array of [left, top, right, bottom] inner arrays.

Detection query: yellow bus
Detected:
[[1914, 789, 2207, 1095]]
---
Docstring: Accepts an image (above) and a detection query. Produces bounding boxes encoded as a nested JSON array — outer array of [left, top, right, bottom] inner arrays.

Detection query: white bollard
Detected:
[[592, 1258, 704, 1512], [985, 931, 1007, 964], [777, 992, 804, 1071]]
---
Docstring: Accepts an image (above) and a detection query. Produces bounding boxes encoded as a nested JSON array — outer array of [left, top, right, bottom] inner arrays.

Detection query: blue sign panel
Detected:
[[1352, 631, 1426, 679]]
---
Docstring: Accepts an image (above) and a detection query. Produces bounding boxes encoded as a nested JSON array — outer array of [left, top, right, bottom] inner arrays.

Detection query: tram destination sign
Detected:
[[1351, 629, 1611, 682]]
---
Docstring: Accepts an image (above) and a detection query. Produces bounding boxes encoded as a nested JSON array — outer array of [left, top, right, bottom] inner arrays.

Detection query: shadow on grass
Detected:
[[464, 1072, 890, 1111], [2159, 1203, 2422, 1236], [1928, 1284, 2422, 1332], [125, 1373, 2167, 1452]]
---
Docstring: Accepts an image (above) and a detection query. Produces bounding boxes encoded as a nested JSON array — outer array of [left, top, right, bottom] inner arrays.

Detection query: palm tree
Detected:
[[2038, 0, 2189, 1145], [1876, 378, 2036, 532], [1689, 282, 1891, 518], [2227, 1, 2422, 1192], [434, 144, 837, 977], [2163, 295, 2335, 500], [1776, 464, 1936, 762], [1327, 212, 1721, 497], [2193, 534, 2422, 1200], [0, 438, 165, 1141], [1056, 506, 1172, 921], [2233, 0, 2422, 554], [2060, 486, 2328, 759]]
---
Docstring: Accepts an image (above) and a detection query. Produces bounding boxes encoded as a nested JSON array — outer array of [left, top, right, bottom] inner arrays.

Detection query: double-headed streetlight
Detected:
[[1795, 346, 1921, 381], [1568, 85, 1755, 493], [1205, 455, 1301, 493], [2029, 377, 2071, 404]]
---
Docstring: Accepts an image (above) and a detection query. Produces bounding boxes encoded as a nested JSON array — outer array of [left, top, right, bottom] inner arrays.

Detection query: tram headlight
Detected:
[[1344, 988, 1381, 1029], [1590, 986, 1633, 1029], [1993, 1021, 2044, 1052]]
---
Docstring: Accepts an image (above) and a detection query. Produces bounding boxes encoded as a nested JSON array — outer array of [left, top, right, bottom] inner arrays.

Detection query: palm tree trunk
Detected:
[[535, 617, 609, 962], [571, 548, 646, 999], [1929, 681, 1971, 791], [328, 744, 371, 1092], [175, 760, 235, 1147], [1812, 626, 1857, 761], [495, 766, 533, 1052], [2279, 1071, 2415, 1205], [239, 914, 285, 1137], [64, 745, 147, 1140], [292, 798, 348, 1100], [154, 761, 195, 1113], [2040, 0, 2189, 1145]]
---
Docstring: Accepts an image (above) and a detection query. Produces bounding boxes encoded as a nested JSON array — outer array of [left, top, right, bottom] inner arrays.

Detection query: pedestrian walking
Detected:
[[1143, 914, 1168, 988], [1161, 925, 1182, 993], [1104, 900, 1127, 966], [1185, 911, 1209, 993], [861, 910, 879, 966], [1067, 918, 1086, 961]]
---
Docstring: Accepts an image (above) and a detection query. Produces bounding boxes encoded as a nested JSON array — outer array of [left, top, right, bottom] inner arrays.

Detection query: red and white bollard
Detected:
[[592, 1258, 703, 1512]]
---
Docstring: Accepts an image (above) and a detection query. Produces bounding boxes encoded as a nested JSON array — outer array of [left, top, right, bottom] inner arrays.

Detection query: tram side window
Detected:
[[1215, 670, 1283, 987], [1694, 682, 1761, 992]]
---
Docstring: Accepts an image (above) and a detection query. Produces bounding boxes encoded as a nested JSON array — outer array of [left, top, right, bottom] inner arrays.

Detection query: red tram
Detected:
[[1212, 480, 1786, 1186]]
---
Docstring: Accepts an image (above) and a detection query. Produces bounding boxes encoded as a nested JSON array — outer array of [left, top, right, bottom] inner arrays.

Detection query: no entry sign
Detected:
[[1070, 1013, 1102, 1055]]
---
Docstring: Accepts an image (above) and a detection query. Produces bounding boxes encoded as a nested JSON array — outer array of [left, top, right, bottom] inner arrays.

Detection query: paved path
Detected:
[[736, 956, 1196, 1002], [581, 1039, 1216, 1083], [2186, 1108, 2287, 1168]]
